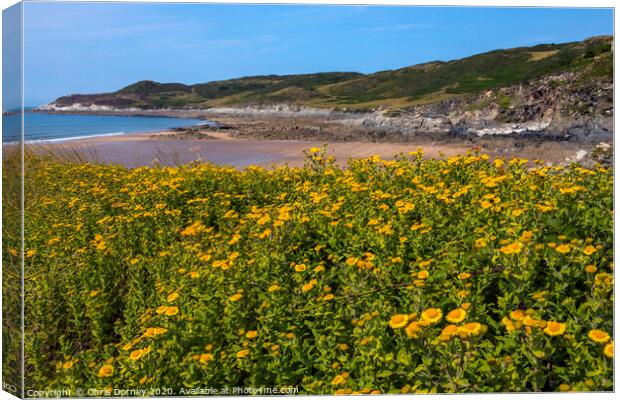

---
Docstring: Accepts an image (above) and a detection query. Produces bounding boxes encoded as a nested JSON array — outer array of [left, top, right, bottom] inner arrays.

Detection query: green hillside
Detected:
[[51, 36, 612, 110], [325, 36, 612, 104]]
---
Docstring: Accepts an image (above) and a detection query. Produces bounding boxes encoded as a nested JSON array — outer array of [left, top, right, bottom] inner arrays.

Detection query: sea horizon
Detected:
[[1, 111, 204, 143]]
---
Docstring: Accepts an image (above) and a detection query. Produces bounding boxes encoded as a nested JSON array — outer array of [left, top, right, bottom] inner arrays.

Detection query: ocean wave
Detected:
[[25, 131, 126, 144], [196, 120, 219, 127]]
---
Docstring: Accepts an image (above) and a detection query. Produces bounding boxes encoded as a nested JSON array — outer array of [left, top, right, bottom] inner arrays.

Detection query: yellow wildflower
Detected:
[[420, 308, 442, 324], [388, 314, 409, 329], [236, 349, 250, 358], [405, 322, 422, 338], [459, 322, 484, 337], [585, 264, 597, 274], [445, 308, 467, 323], [583, 245, 597, 255], [544, 321, 566, 337], [500, 242, 523, 255], [165, 306, 179, 316], [558, 383, 571, 392], [604, 342, 613, 358], [331, 374, 346, 385], [417, 270, 429, 279], [98, 364, 114, 378], [588, 329, 610, 344]]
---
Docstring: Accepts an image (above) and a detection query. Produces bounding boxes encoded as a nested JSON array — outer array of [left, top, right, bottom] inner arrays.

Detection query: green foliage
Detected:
[[2, 147, 23, 397], [191, 73, 362, 100], [498, 95, 511, 110], [466, 98, 493, 112], [329, 36, 612, 102], [117, 81, 192, 95], [21, 149, 613, 394]]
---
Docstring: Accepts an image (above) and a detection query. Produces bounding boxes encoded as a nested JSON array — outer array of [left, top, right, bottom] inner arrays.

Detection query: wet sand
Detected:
[[28, 131, 475, 168]]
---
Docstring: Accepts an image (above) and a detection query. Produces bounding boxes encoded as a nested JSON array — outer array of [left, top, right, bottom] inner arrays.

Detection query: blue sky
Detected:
[[3, 3, 21, 111], [12, 2, 615, 106]]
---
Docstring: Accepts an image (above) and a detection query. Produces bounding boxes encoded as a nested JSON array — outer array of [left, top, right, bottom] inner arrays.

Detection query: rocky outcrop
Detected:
[[38, 64, 613, 144], [343, 72, 612, 143]]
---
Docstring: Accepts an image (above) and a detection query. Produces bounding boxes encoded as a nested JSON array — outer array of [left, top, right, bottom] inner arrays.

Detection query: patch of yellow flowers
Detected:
[[18, 147, 612, 393]]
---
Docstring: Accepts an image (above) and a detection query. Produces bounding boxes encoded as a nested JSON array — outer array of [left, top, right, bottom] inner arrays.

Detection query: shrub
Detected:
[[17, 148, 613, 394]]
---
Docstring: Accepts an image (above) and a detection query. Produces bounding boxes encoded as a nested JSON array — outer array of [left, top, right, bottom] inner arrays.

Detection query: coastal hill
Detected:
[[45, 36, 612, 111]]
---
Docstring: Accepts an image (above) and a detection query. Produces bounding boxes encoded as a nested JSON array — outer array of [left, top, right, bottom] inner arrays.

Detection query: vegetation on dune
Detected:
[[2, 148, 23, 397], [13, 148, 613, 393], [51, 36, 612, 110]]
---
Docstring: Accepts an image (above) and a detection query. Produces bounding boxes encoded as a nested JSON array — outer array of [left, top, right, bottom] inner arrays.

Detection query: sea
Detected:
[[2, 111, 205, 143]]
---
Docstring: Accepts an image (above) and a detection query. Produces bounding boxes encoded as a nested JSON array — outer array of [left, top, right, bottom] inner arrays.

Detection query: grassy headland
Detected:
[[47, 36, 612, 111]]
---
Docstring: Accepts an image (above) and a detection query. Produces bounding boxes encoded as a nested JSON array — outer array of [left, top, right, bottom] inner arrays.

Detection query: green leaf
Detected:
[[396, 348, 411, 365], [377, 370, 393, 378]]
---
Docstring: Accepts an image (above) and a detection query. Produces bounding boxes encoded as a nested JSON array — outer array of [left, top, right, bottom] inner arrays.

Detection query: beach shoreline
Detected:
[[15, 107, 608, 169], [22, 124, 596, 169], [25, 130, 468, 168]]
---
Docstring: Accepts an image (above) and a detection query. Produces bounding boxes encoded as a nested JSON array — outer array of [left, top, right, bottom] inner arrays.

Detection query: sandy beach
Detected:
[[24, 126, 592, 169], [19, 108, 600, 169], [28, 131, 474, 168]]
